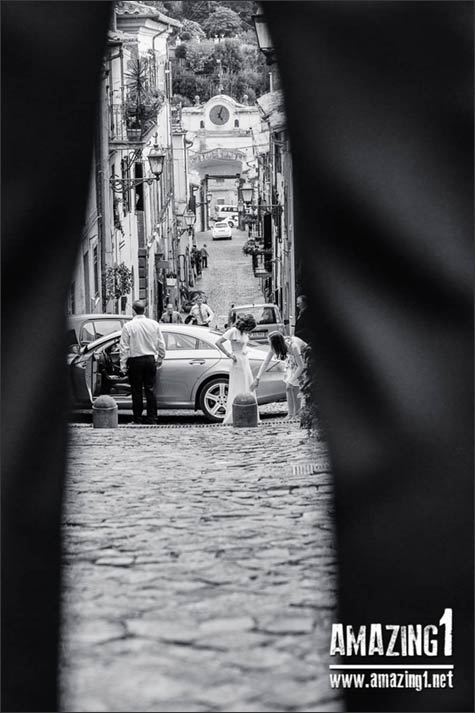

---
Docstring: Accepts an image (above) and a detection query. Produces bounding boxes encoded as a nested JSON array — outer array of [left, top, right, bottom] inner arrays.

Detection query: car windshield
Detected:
[[230, 306, 278, 325], [214, 222, 228, 228]]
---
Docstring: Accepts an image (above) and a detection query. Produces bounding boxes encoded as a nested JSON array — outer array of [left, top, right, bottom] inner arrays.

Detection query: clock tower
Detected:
[[181, 95, 265, 227]]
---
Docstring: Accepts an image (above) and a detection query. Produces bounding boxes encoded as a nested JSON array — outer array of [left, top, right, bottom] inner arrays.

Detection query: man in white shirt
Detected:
[[189, 295, 214, 327], [119, 300, 166, 424]]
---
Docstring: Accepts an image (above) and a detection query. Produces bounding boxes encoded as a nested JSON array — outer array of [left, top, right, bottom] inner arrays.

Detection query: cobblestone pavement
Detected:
[[60, 423, 342, 712], [194, 229, 264, 330]]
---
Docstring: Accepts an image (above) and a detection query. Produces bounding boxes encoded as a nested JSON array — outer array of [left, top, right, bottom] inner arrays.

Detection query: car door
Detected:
[[69, 346, 101, 405], [157, 331, 221, 407], [95, 337, 132, 403], [70, 349, 95, 405], [70, 337, 130, 406]]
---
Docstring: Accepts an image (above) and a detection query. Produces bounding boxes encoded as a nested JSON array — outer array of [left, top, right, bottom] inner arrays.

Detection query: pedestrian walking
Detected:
[[189, 295, 214, 327], [216, 314, 258, 426], [160, 303, 183, 324], [251, 331, 307, 419], [119, 300, 166, 424], [200, 244, 209, 268], [190, 249, 197, 282], [195, 248, 202, 277]]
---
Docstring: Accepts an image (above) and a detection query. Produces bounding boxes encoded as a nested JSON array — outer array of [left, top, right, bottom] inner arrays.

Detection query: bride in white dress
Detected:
[[215, 313, 258, 425]]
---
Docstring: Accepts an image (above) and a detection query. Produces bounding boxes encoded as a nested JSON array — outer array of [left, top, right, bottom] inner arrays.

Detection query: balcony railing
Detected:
[[109, 103, 158, 143], [109, 104, 128, 142]]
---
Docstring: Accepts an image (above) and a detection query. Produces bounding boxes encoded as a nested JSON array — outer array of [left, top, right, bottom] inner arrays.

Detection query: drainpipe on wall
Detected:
[[95, 92, 107, 312], [96, 78, 114, 313]]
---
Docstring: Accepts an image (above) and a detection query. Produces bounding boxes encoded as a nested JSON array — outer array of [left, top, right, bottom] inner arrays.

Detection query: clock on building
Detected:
[[209, 104, 230, 126]]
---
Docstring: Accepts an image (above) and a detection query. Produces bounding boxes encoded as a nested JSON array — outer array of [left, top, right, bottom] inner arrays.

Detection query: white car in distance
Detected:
[[211, 220, 233, 240]]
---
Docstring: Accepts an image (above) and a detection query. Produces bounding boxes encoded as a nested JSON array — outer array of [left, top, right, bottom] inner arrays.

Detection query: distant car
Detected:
[[226, 303, 285, 343], [69, 324, 286, 422], [67, 313, 132, 355], [215, 205, 239, 228], [211, 221, 233, 240]]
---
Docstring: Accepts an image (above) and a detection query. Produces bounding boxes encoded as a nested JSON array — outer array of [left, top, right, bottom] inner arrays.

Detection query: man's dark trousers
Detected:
[[127, 356, 157, 422]]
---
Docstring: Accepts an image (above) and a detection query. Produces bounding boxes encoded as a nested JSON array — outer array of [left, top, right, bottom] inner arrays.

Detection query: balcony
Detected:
[[109, 97, 161, 144], [109, 104, 144, 143]]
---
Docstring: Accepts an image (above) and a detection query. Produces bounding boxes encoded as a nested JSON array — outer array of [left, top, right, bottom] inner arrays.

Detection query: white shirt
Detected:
[[190, 303, 214, 325], [119, 315, 166, 372]]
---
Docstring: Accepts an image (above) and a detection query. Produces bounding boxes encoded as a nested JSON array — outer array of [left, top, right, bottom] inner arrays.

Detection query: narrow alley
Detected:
[[193, 228, 265, 330]]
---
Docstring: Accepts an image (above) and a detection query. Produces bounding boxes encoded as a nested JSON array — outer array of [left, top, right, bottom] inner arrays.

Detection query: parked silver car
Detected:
[[69, 324, 286, 422]]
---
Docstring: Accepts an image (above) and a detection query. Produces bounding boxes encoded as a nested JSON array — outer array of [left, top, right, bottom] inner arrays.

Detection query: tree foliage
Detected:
[[137, 2, 266, 104], [201, 6, 243, 37], [172, 35, 266, 103], [141, 0, 259, 26], [179, 18, 206, 40]]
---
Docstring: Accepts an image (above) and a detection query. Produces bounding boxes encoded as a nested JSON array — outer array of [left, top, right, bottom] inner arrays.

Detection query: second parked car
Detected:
[[226, 303, 285, 343]]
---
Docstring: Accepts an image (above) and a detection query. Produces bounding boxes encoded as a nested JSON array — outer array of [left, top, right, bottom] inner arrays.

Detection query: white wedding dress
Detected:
[[222, 327, 260, 425]]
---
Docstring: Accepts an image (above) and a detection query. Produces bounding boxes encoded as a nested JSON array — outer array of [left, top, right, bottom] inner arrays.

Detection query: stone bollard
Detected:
[[92, 395, 118, 429], [232, 392, 258, 428]]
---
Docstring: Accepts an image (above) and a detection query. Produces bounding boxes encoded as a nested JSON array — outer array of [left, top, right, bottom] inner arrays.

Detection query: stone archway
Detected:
[[190, 148, 246, 228]]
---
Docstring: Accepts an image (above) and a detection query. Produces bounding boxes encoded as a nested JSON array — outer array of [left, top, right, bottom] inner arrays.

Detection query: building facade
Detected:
[[69, 1, 185, 320], [256, 88, 296, 330]]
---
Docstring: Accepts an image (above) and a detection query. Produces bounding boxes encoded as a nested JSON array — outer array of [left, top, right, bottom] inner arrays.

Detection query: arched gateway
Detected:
[[181, 95, 263, 229]]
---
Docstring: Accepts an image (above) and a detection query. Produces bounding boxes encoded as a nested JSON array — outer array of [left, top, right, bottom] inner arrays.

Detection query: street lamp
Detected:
[[252, 7, 275, 65], [110, 133, 166, 193], [184, 210, 196, 229], [177, 209, 197, 239], [147, 139, 166, 178], [241, 183, 254, 204], [194, 193, 212, 208]]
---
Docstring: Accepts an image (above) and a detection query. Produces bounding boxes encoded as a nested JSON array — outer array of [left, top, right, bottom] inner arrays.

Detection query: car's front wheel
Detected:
[[199, 377, 229, 422]]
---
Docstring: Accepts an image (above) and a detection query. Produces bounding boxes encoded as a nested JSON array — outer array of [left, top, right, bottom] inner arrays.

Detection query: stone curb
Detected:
[[69, 418, 304, 430]]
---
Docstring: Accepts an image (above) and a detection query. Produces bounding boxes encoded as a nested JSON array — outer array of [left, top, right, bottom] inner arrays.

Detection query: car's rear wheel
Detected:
[[199, 377, 229, 422]]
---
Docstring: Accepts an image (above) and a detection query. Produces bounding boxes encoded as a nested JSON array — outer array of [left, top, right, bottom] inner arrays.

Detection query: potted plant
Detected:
[[105, 263, 133, 311], [125, 57, 164, 140]]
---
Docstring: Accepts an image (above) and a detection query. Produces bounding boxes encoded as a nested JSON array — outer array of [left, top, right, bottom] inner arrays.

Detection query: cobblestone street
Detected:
[[60, 423, 342, 712], [194, 228, 265, 330], [61, 225, 342, 711]]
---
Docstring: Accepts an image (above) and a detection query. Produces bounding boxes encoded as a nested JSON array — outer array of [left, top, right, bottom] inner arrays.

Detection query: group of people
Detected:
[[120, 296, 310, 426], [160, 295, 214, 327], [216, 310, 308, 425]]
